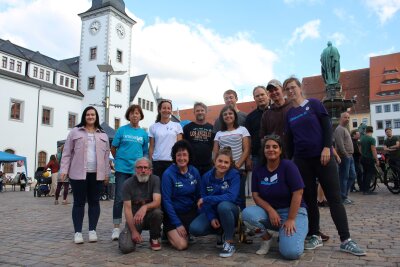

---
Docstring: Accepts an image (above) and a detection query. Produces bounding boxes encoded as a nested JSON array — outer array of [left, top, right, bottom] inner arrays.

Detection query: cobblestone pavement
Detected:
[[0, 184, 399, 267]]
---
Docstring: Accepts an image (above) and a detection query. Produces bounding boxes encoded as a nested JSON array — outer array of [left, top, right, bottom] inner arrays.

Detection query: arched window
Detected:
[[38, 151, 47, 168], [3, 149, 15, 173]]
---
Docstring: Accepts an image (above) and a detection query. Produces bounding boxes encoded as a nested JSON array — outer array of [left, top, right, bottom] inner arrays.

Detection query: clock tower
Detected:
[[78, 0, 136, 126]]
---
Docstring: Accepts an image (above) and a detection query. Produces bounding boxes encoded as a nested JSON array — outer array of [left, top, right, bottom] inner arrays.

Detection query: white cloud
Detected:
[[365, 46, 396, 58], [364, 0, 400, 24], [327, 32, 346, 46], [287, 20, 320, 47]]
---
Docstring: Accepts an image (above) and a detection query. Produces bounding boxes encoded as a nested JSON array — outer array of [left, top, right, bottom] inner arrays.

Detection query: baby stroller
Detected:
[[33, 167, 52, 197]]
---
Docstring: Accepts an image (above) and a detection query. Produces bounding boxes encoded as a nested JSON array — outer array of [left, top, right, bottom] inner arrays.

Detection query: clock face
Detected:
[[116, 23, 125, 39], [89, 20, 101, 35]]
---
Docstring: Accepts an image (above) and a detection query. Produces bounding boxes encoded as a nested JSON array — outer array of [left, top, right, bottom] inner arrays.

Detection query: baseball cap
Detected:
[[266, 79, 282, 90]]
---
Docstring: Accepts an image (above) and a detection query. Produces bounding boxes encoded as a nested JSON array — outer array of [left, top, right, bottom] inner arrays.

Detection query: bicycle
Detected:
[[370, 157, 400, 194]]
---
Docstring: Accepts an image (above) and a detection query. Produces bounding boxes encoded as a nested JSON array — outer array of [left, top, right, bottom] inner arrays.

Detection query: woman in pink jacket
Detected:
[[60, 106, 110, 244]]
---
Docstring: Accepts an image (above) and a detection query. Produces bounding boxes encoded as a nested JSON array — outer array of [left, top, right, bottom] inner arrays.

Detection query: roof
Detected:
[[129, 74, 147, 102], [83, 0, 127, 16]]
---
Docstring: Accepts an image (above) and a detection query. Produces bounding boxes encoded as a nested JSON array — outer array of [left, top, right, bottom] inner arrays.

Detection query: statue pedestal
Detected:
[[322, 84, 356, 127]]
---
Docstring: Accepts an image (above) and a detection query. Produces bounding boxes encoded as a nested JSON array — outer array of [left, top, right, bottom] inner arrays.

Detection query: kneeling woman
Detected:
[[162, 140, 201, 250], [242, 135, 308, 260], [189, 147, 241, 258]]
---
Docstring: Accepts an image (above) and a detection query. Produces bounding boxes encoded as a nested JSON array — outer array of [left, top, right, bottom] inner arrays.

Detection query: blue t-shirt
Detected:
[[111, 124, 149, 174], [162, 164, 201, 227], [286, 98, 330, 158], [200, 168, 241, 221], [252, 159, 306, 209]]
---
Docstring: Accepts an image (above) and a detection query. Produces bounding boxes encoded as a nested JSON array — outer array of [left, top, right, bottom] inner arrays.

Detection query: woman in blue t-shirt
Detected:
[[189, 147, 241, 258], [284, 76, 365, 256], [162, 140, 200, 251], [242, 135, 308, 260]]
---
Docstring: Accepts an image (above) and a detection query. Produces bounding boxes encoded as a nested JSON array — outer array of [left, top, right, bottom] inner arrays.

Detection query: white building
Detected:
[[0, 0, 158, 177]]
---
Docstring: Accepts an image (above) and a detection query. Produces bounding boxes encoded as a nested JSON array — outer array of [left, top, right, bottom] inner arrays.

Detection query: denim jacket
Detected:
[[60, 127, 110, 180]]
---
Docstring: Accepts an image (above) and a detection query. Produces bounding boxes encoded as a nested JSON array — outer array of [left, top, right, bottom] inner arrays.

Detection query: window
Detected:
[[142, 99, 146, 109], [384, 104, 391, 113], [68, 113, 77, 128], [3, 149, 15, 173], [146, 100, 150, 110], [393, 104, 399, 112], [138, 98, 141, 106], [150, 102, 154, 112], [71, 79, 75, 89], [38, 151, 47, 168], [39, 69, 44, 79], [352, 119, 358, 128], [377, 136, 385, 146], [362, 118, 368, 125], [385, 120, 392, 129], [33, 66, 38, 77], [88, 77, 95, 90], [2, 56, 7, 68], [65, 77, 69, 87], [42, 107, 52, 125], [45, 71, 50, 81], [375, 105, 382, 113], [394, 119, 400, 129], [115, 118, 120, 130], [90, 47, 97, 60], [10, 100, 23, 120], [17, 61, 22, 73], [9, 59, 15, 71], [59, 75, 64, 85], [376, 120, 383, 130], [116, 50, 123, 63], [115, 79, 121, 92]]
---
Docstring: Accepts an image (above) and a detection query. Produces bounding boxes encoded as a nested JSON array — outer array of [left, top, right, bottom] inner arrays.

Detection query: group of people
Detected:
[[58, 76, 370, 260]]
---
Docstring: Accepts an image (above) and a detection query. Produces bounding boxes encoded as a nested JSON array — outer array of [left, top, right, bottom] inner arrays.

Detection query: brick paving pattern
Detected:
[[0, 184, 399, 266]]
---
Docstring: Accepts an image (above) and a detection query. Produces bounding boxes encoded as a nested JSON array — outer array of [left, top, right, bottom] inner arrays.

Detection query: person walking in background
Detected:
[[213, 105, 250, 210], [149, 100, 183, 178], [46, 154, 59, 197], [284, 77, 365, 256], [360, 126, 379, 195], [183, 102, 214, 176], [111, 104, 149, 241], [54, 145, 69, 205], [350, 130, 363, 192], [60, 106, 110, 244], [162, 140, 200, 251], [242, 135, 308, 260]]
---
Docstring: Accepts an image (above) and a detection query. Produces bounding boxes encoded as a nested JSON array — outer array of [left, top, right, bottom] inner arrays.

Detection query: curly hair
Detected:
[[171, 140, 194, 165]]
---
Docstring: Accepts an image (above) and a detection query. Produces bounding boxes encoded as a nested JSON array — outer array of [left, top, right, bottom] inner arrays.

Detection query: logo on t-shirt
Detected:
[[260, 174, 278, 186]]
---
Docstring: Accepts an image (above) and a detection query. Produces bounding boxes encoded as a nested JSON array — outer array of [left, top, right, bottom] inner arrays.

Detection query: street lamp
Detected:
[[97, 62, 127, 124]]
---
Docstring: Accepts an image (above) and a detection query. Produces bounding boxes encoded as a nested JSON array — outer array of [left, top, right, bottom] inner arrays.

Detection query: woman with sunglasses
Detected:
[[242, 135, 307, 259], [283, 76, 366, 256]]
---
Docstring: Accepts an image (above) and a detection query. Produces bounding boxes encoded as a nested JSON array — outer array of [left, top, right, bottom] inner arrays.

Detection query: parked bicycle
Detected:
[[370, 153, 400, 194]]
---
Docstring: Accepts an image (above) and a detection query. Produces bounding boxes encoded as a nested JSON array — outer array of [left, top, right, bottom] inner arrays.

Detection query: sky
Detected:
[[0, 0, 399, 109]]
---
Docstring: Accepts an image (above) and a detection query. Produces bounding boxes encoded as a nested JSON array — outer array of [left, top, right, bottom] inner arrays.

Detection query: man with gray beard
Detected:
[[119, 158, 163, 253]]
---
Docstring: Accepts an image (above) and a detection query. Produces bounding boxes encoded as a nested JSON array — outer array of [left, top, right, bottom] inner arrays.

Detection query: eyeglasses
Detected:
[[135, 166, 150, 170]]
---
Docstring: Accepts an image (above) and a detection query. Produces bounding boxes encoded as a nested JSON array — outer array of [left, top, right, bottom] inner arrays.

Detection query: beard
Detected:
[[136, 174, 150, 183]]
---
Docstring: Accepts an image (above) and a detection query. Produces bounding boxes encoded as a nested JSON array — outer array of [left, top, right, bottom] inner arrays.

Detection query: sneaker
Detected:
[[54, 200, 59, 205], [304, 235, 323, 250], [88, 230, 98, 242], [216, 234, 225, 248], [74, 232, 84, 244], [150, 239, 161, 251], [256, 238, 272, 255], [343, 198, 353, 205], [219, 242, 236, 258], [111, 228, 120, 241], [340, 239, 366, 256]]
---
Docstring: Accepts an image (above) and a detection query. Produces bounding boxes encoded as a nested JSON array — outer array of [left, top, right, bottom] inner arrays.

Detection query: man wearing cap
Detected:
[[259, 79, 293, 144]]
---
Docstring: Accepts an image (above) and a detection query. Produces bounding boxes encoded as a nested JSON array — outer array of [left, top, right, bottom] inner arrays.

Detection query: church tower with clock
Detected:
[[78, 0, 136, 126]]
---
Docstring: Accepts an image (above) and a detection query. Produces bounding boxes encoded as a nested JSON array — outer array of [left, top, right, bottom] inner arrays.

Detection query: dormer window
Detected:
[[9, 59, 15, 71], [2, 56, 7, 68], [33, 67, 38, 77]]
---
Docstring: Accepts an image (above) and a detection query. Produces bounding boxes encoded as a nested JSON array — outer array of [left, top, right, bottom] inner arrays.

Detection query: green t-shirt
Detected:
[[360, 135, 376, 159], [384, 136, 400, 159]]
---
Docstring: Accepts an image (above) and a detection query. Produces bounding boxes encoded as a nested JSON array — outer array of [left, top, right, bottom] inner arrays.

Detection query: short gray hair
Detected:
[[193, 102, 207, 112], [135, 157, 152, 169]]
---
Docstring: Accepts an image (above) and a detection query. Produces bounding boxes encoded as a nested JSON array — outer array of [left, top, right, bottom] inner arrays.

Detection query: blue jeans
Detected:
[[112, 172, 132, 224], [189, 201, 239, 241], [242, 206, 308, 260], [338, 155, 356, 199]]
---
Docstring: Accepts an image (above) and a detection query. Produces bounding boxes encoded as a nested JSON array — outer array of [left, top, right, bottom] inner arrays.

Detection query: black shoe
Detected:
[[363, 191, 377, 195], [318, 231, 330, 242]]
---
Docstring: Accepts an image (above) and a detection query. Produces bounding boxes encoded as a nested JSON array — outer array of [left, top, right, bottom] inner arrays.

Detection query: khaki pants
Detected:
[[49, 172, 58, 196]]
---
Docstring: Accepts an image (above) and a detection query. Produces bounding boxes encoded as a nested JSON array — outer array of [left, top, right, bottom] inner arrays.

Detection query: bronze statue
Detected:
[[320, 41, 340, 85]]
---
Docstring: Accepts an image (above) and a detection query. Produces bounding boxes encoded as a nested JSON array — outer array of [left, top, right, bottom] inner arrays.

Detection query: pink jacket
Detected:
[[60, 127, 110, 180]]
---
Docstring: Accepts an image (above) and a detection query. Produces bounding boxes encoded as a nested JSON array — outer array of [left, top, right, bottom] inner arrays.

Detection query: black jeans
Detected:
[[361, 157, 375, 193], [294, 157, 350, 242], [152, 161, 173, 179], [69, 173, 103, 232], [353, 157, 363, 190]]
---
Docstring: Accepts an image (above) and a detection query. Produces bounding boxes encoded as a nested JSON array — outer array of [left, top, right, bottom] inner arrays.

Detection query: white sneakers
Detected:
[[74, 231, 98, 244], [88, 230, 98, 242], [256, 238, 272, 255], [74, 232, 84, 244], [111, 228, 120, 241]]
